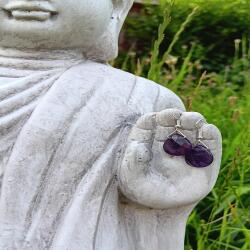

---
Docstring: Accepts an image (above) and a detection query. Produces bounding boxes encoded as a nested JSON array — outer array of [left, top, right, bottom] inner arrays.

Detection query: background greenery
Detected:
[[114, 0, 250, 249]]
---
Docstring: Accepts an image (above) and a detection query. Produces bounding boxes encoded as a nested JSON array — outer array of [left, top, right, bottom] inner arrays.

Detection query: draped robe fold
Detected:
[[0, 59, 184, 250]]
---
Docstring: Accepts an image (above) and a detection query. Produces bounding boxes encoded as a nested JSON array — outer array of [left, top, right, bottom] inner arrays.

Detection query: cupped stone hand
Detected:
[[118, 109, 222, 209]]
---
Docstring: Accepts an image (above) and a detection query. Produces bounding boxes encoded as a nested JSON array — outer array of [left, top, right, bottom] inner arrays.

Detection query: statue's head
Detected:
[[0, 0, 134, 61]]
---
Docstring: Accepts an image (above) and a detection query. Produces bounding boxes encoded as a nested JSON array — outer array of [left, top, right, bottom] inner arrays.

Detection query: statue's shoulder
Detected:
[[105, 65, 185, 111], [134, 76, 185, 112], [66, 61, 185, 112]]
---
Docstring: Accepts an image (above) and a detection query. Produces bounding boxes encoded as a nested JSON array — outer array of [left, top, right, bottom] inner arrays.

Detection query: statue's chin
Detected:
[[0, 27, 92, 51], [0, 35, 76, 51], [0, 17, 62, 49], [0, 15, 105, 51]]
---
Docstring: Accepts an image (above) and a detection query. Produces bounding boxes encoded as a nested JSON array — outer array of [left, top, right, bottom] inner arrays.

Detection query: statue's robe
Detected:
[[0, 54, 184, 250]]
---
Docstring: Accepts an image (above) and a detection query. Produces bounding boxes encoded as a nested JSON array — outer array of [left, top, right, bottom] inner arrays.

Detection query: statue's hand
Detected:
[[118, 109, 222, 209]]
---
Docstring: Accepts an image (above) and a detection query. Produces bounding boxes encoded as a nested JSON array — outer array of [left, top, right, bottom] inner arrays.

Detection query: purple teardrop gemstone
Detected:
[[185, 144, 214, 168], [163, 133, 192, 156]]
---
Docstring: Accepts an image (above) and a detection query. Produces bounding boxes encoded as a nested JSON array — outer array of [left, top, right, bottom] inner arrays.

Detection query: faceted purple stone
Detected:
[[185, 144, 214, 168], [163, 134, 192, 156]]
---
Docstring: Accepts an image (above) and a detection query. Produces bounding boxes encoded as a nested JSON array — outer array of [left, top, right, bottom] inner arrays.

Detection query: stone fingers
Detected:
[[119, 142, 153, 201], [179, 112, 206, 130], [153, 109, 221, 173], [128, 112, 156, 143], [201, 124, 222, 151], [156, 108, 183, 127], [121, 141, 152, 176], [154, 109, 219, 147], [200, 123, 222, 185], [155, 108, 183, 141], [119, 113, 156, 185]]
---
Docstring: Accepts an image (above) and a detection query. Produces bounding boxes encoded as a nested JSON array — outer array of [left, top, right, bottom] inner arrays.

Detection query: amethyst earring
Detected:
[[185, 120, 214, 168], [163, 118, 214, 168], [163, 117, 192, 156]]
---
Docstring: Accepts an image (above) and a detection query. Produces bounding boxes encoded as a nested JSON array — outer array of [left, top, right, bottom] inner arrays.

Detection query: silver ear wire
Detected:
[[167, 114, 186, 138], [175, 119, 181, 129], [195, 119, 209, 148], [195, 118, 205, 129]]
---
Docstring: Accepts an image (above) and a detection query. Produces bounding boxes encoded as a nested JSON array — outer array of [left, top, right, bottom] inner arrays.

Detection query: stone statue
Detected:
[[0, 0, 222, 249]]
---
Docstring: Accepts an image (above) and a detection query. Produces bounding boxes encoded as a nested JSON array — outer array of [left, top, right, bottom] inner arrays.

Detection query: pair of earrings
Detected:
[[163, 118, 213, 168]]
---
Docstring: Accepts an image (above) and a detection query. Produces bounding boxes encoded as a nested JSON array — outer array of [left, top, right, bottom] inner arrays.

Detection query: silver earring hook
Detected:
[[167, 113, 186, 138], [175, 118, 182, 130], [172, 112, 181, 130], [195, 118, 206, 129], [195, 118, 208, 148], [173, 112, 182, 129]]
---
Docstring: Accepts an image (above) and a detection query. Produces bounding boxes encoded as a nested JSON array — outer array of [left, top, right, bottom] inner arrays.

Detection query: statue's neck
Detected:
[[0, 47, 85, 72]]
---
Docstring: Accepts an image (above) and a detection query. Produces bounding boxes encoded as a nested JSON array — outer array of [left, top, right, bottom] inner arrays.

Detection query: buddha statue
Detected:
[[0, 0, 222, 249]]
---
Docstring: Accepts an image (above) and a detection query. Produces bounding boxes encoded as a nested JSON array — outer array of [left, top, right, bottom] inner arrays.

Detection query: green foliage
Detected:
[[148, 2, 199, 82], [122, 0, 250, 71], [116, 1, 250, 249]]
